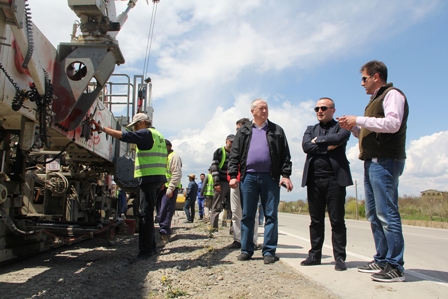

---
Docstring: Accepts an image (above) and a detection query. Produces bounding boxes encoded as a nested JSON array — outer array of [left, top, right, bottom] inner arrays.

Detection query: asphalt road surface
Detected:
[[269, 212, 448, 299]]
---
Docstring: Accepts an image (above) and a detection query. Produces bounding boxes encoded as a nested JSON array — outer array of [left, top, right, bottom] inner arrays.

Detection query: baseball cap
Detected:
[[226, 134, 235, 142], [126, 113, 151, 128]]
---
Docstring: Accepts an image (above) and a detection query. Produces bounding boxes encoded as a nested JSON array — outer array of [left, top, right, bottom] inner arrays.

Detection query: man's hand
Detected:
[[166, 188, 173, 198], [280, 177, 294, 192], [90, 119, 103, 133], [229, 178, 238, 189], [336, 115, 356, 130], [327, 144, 339, 151]]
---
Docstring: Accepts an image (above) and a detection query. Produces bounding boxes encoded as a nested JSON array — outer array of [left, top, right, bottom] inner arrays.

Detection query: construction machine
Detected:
[[0, 0, 155, 263]]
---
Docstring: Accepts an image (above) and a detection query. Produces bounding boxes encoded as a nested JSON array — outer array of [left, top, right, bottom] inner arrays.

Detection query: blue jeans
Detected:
[[364, 158, 405, 271], [197, 197, 205, 217], [240, 172, 280, 257], [183, 196, 196, 222]]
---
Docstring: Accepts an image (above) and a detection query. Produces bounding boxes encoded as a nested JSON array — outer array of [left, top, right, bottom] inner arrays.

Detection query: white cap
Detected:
[[126, 113, 151, 128]]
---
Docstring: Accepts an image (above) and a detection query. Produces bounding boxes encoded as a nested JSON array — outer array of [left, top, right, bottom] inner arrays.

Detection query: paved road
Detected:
[[269, 212, 448, 298]]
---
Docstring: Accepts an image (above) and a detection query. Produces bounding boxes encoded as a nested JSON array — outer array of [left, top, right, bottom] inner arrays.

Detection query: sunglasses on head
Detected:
[[314, 106, 333, 112]]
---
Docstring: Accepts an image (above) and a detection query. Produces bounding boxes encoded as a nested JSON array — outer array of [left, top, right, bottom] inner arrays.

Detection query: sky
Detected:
[[30, 0, 448, 201]]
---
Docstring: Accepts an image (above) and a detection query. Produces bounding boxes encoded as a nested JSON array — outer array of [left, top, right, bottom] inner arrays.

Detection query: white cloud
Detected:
[[400, 131, 448, 194]]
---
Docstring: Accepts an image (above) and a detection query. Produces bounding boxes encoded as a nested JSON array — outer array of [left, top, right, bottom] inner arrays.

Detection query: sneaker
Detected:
[[371, 264, 405, 282], [300, 256, 321, 266], [228, 241, 241, 249], [237, 253, 251, 261], [335, 259, 347, 271], [357, 261, 385, 273], [264, 255, 280, 264]]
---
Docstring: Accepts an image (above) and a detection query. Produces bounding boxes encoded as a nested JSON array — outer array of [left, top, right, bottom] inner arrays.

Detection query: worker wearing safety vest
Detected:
[[91, 113, 167, 263], [200, 169, 214, 221], [209, 134, 234, 231]]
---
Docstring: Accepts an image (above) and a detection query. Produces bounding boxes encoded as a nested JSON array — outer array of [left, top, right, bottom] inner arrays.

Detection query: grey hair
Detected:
[[251, 98, 267, 110]]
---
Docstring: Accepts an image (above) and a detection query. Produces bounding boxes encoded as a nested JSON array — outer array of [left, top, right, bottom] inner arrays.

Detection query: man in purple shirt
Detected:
[[228, 98, 293, 264], [339, 60, 408, 282]]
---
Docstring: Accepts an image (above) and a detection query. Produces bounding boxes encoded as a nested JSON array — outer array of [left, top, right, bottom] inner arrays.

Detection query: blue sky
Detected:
[[32, 0, 448, 201]]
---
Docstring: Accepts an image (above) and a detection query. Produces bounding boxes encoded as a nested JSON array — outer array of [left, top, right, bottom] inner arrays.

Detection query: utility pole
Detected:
[[355, 180, 359, 220]]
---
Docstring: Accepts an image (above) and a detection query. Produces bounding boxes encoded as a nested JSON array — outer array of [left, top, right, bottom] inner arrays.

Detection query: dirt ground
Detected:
[[0, 213, 338, 299]]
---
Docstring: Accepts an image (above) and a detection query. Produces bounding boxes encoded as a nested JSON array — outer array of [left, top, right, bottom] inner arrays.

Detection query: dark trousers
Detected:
[[306, 176, 347, 261], [159, 188, 179, 235], [210, 181, 230, 229], [139, 181, 163, 254], [183, 196, 196, 222], [155, 187, 165, 221]]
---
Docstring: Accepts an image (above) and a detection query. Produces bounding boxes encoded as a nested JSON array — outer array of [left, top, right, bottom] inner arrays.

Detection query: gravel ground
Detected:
[[0, 213, 338, 299]]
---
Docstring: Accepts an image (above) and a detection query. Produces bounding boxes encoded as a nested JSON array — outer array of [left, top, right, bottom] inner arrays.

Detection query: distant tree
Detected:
[[421, 195, 442, 221]]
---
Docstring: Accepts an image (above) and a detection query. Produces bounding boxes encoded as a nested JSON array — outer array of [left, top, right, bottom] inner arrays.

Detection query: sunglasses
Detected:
[[362, 76, 372, 82], [314, 106, 333, 112]]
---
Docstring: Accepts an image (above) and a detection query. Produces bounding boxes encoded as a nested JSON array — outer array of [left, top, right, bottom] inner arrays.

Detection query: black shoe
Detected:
[[335, 259, 347, 271], [130, 251, 152, 263], [184, 220, 193, 223], [228, 241, 241, 249], [199, 215, 203, 220], [357, 261, 384, 273], [300, 256, 321, 266], [264, 255, 280, 264], [371, 264, 405, 282], [237, 253, 251, 261]]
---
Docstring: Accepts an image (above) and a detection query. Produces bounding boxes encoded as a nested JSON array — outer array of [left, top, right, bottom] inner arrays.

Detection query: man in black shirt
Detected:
[[301, 97, 353, 271]]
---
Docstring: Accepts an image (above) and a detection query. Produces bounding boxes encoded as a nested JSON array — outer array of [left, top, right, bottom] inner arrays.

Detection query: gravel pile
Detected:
[[0, 213, 337, 299]]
